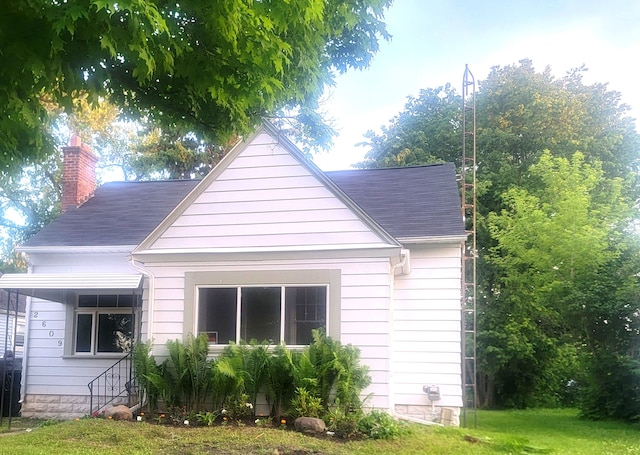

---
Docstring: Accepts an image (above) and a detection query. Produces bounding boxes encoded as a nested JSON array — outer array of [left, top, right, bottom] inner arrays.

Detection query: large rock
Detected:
[[294, 417, 326, 434], [104, 405, 133, 421]]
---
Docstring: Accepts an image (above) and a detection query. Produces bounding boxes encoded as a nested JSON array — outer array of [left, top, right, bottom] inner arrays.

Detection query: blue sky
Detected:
[[313, 0, 640, 170]]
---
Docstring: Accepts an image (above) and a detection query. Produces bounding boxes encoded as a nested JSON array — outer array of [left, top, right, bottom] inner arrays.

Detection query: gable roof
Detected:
[[24, 180, 199, 248], [23, 133, 464, 250], [326, 164, 465, 241]]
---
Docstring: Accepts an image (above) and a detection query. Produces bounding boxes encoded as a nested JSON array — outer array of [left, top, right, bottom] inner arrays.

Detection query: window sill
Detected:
[[206, 344, 308, 355]]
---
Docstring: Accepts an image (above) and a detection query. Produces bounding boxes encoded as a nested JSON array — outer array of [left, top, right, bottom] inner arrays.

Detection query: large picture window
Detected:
[[74, 294, 135, 354], [197, 286, 327, 345]]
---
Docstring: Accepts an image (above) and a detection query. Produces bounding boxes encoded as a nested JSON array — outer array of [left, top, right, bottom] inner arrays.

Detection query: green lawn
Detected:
[[0, 409, 638, 454]]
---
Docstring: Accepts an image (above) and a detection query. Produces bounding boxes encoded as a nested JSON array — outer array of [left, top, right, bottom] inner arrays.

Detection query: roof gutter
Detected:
[[397, 235, 467, 245], [17, 245, 137, 255]]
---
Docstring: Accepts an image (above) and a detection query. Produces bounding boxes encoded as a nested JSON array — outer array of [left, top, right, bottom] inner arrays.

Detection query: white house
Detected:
[[0, 123, 466, 424]]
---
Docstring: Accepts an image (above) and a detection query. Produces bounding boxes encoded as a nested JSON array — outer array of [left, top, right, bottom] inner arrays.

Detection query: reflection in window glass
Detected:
[[76, 314, 93, 352], [96, 313, 133, 353], [198, 288, 237, 344], [285, 287, 326, 345], [78, 295, 98, 308], [242, 287, 280, 343], [75, 294, 138, 355], [198, 285, 327, 345]]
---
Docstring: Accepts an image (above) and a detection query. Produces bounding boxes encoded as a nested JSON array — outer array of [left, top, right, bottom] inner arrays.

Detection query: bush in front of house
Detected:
[[132, 329, 377, 434]]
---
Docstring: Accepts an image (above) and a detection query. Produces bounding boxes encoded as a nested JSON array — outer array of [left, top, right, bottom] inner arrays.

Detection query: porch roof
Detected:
[[0, 273, 143, 303]]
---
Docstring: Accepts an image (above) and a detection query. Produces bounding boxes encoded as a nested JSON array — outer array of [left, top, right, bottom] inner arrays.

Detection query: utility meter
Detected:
[[423, 385, 441, 401]]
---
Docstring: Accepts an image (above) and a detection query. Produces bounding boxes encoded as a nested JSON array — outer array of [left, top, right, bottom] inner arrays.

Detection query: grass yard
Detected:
[[0, 409, 638, 455]]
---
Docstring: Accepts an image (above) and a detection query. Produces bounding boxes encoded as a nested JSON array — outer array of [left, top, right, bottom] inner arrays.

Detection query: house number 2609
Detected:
[[32, 312, 58, 343]]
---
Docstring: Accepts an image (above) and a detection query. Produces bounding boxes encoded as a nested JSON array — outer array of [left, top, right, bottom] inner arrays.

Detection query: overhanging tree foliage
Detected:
[[1, 0, 393, 270], [1, 0, 392, 171], [359, 60, 640, 420]]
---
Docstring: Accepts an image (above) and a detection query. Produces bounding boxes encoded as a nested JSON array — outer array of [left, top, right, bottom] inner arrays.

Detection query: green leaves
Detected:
[[0, 0, 392, 171], [360, 59, 640, 415]]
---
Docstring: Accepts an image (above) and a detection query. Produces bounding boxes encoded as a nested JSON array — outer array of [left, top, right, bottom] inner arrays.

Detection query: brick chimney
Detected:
[[61, 135, 98, 212]]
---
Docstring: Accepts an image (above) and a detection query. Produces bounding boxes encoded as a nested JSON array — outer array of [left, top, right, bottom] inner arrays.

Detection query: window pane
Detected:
[[285, 287, 326, 345], [78, 295, 97, 307], [76, 314, 93, 352], [198, 288, 237, 344], [242, 287, 280, 343], [98, 295, 118, 307], [97, 314, 133, 353], [117, 294, 134, 307]]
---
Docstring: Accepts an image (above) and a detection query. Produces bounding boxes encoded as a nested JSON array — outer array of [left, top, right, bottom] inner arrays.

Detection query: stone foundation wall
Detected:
[[21, 394, 93, 420], [394, 404, 460, 426]]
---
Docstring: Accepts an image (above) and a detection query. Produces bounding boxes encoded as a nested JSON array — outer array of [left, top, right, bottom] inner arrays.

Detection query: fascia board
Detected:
[[17, 245, 137, 254], [132, 244, 402, 263], [132, 131, 253, 253], [397, 235, 468, 245]]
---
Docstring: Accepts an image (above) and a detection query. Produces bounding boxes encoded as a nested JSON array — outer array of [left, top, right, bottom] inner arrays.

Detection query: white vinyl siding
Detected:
[[146, 255, 392, 409], [20, 253, 142, 399], [392, 244, 463, 409], [150, 132, 390, 250]]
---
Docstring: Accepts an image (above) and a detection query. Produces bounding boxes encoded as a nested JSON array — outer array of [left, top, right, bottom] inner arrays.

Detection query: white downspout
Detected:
[[387, 249, 442, 427], [129, 258, 155, 345], [128, 258, 155, 414]]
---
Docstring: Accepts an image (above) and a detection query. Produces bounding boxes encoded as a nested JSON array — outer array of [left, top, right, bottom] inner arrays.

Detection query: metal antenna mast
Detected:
[[461, 64, 477, 427]]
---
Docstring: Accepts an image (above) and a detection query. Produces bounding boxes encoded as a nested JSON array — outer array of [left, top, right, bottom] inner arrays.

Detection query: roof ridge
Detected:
[[101, 179, 203, 185]]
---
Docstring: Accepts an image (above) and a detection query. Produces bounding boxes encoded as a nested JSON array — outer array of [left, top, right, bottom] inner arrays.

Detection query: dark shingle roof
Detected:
[[25, 180, 199, 247], [326, 163, 465, 239], [24, 163, 464, 248]]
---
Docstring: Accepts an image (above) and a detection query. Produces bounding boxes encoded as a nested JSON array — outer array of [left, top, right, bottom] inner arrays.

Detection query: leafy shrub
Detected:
[[133, 331, 371, 426], [132, 340, 164, 411], [579, 353, 640, 422], [266, 344, 295, 417], [195, 410, 219, 426], [324, 405, 360, 439], [289, 387, 323, 419], [160, 334, 212, 411], [306, 329, 371, 414], [223, 392, 254, 421], [357, 410, 407, 440]]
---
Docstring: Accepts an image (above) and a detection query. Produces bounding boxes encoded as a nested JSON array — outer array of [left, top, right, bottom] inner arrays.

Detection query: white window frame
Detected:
[[196, 284, 328, 346], [184, 270, 341, 348], [68, 294, 138, 356]]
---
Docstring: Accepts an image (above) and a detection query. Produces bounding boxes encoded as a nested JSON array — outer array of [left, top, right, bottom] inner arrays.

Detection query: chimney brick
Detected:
[[61, 137, 98, 212]]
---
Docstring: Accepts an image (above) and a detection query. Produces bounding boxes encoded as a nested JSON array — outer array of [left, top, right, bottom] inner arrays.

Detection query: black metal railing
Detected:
[[87, 353, 138, 416]]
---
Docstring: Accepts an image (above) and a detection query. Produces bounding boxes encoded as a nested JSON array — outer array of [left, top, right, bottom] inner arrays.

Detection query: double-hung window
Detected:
[[74, 294, 136, 354], [197, 285, 327, 345]]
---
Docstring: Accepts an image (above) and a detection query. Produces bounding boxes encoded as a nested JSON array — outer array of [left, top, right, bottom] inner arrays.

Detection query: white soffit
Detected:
[[0, 273, 143, 303]]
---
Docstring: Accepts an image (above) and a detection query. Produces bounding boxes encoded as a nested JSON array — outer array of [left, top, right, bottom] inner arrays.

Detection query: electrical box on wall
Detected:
[[423, 385, 441, 401]]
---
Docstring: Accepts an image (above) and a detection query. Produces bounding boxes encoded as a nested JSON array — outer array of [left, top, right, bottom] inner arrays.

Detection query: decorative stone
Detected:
[[104, 405, 133, 421], [294, 417, 326, 434]]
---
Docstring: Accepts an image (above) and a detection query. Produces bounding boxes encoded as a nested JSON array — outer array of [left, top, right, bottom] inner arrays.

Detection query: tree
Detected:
[[485, 152, 637, 410], [359, 60, 640, 416], [1, 93, 236, 271], [1, 0, 392, 171], [356, 84, 462, 168], [0, 153, 61, 272], [58, 96, 231, 180]]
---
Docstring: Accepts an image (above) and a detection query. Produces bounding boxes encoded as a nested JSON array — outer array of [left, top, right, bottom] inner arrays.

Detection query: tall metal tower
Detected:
[[461, 64, 478, 427]]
